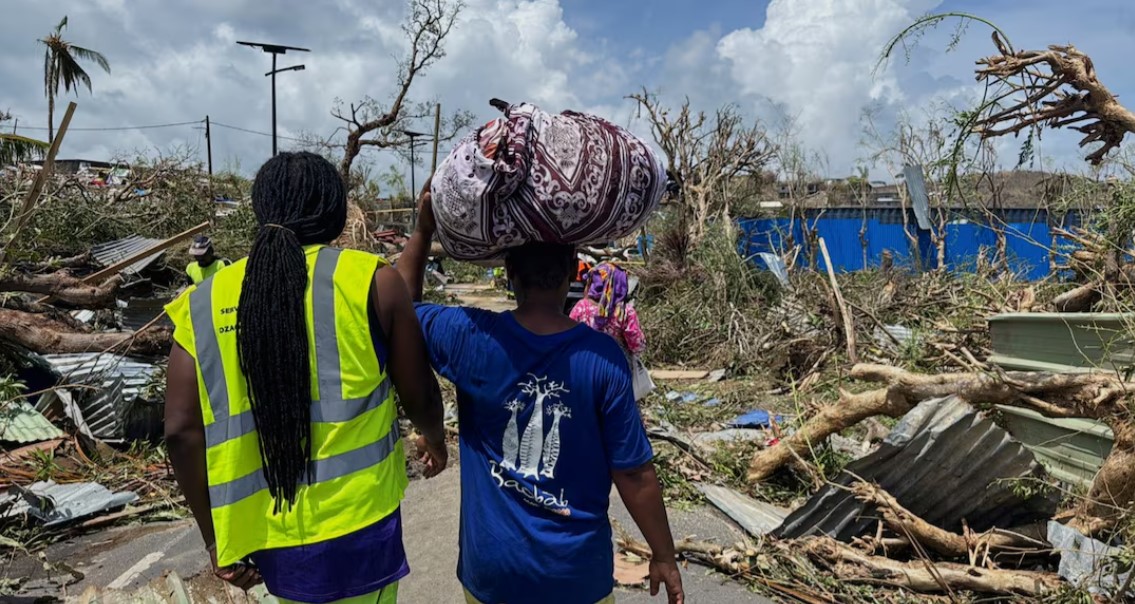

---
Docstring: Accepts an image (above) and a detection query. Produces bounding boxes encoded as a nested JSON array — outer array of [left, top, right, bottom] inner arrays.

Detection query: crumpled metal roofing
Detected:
[[37, 353, 159, 441], [0, 402, 64, 443], [699, 484, 789, 537], [121, 297, 173, 331], [775, 396, 1057, 540], [0, 480, 138, 526], [997, 405, 1114, 489], [1049, 520, 1133, 596], [90, 234, 165, 276]]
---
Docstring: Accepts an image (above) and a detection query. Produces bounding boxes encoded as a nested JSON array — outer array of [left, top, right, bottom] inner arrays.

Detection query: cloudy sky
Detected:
[[3, 0, 1134, 182]]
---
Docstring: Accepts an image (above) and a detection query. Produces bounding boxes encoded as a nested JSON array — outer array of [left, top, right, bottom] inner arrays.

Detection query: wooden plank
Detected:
[[36, 222, 210, 304], [1, 102, 78, 265], [819, 237, 858, 363], [649, 369, 710, 380]]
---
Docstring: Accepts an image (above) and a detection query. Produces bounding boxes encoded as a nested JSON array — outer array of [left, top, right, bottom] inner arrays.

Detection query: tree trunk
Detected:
[[0, 308, 170, 356], [850, 481, 1051, 559], [47, 89, 55, 143], [799, 537, 1062, 596], [746, 387, 913, 483], [1064, 422, 1135, 537], [750, 363, 1135, 537], [1051, 281, 1101, 312], [0, 271, 122, 308]]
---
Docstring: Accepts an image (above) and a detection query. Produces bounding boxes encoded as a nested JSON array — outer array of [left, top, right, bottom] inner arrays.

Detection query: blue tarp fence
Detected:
[[737, 208, 1084, 281]]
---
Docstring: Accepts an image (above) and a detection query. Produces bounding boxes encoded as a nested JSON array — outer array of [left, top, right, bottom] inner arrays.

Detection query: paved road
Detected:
[[7, 472, 769, 603]]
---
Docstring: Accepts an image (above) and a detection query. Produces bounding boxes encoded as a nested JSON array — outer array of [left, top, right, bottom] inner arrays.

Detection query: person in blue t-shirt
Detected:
[[396, 182, 684, 604]]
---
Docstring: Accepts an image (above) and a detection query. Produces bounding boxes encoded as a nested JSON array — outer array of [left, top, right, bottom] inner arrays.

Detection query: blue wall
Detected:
[[737, 208, 1081, 281]]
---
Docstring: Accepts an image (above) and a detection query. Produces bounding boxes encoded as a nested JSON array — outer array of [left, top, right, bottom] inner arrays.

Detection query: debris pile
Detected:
[[0, 149, 249, 568]]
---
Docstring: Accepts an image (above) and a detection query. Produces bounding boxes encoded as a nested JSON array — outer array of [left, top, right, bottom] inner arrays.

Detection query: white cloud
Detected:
[[715, 0, 946, 174], [0, 0, 603, 179]]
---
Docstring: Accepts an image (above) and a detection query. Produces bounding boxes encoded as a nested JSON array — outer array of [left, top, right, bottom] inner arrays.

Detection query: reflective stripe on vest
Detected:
[[189, 248, 399, 508]]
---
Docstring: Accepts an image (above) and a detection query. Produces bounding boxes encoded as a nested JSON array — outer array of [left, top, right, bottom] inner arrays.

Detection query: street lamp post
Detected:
[[402, 129, 427, 228], [237, 41, 310, 156]]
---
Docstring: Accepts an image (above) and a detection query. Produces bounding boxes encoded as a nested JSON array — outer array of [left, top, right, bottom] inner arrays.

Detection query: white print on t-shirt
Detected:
[[496, 374, 573, 514]]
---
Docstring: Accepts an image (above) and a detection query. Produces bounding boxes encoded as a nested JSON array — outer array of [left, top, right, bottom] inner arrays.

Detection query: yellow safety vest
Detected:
[[186, 259, 230, 284], [165, 246, 406, 567]]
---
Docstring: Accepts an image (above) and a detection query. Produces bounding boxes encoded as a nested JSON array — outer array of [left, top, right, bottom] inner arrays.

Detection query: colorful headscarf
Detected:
[[585, 262, 629, 328]]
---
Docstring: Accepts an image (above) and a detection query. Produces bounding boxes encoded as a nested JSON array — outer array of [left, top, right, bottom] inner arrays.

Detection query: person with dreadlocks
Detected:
[[164, 152, 447, 604], [397, 181, 684, 604]]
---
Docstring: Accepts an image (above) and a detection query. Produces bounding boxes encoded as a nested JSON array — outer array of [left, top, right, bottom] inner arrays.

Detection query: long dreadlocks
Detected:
[[237, 151, 347, 511]]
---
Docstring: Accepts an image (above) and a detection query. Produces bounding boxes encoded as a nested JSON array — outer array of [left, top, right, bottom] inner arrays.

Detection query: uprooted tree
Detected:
[[629, 90, 776, 245], [333, 0, 473, 189], [973, 31, 1135, 165]]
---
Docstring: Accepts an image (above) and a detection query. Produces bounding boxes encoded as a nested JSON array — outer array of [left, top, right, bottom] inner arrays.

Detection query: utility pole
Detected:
[[204, 115, 213, 177], [403, 129, 428, 229], [431, 103, 442, 175], [237, 41, 309, 156]]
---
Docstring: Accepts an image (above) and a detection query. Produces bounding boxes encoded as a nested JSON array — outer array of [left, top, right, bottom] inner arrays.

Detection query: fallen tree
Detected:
[[974, 32, 1135, 165], [799, 536, 1062, 597], [0, 308, 170, 356], [747, 364, 1135, 536], [0, 271, 122, 308], [850, 481, 1050, 561]]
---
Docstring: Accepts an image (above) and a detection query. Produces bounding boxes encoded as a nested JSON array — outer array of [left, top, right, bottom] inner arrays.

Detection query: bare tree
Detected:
[[332, 0, 472, 186], [629, 89, 775, 244]]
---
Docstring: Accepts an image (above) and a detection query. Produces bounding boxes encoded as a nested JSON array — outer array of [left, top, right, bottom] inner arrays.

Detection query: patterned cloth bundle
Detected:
[[431, 99, 668, 263]]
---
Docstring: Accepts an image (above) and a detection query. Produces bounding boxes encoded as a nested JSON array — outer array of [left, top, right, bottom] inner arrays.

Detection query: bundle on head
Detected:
[[237, 151, 347, 511]]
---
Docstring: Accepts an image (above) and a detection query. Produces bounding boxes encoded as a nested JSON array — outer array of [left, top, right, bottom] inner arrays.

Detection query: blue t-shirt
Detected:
[[415, 304, 653, 604]]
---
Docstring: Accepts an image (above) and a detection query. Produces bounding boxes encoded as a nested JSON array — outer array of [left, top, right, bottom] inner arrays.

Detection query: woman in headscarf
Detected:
[[570, 262, 652, 399]]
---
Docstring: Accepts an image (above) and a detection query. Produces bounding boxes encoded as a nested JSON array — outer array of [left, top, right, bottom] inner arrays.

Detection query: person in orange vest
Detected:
[[575, 257, 593, 283]]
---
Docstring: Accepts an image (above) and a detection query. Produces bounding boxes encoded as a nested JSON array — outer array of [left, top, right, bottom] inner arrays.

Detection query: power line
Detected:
[[14, 117, 313, 144], [16, 119, 203, 132], [210, 120, 308, 143]]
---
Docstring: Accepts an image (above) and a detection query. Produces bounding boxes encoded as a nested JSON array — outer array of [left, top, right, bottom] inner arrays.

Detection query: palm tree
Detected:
[[0, 112, 48, 167], [40, 16, 110, 141], [0, 133, 48, 167]]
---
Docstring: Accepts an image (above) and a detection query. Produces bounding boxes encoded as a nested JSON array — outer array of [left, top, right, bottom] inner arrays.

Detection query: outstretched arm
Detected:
[[395, 179, 435, 302]]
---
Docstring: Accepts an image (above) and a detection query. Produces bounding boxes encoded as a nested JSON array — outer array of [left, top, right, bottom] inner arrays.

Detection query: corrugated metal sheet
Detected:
[[902, 164, 933, 230], [699, 484, 790, 537], [0, 480, 138, 526], [988, 312, 1135, 373], [1049, 521, 1133, 596], [0, 402, 64, 443], [737, 207, 1081, 281], [38, 354, 160, 441], [122, 297, 173, 331], [997, 405, 1113, 489], [775, 396, 1057, 540], [90, 235, 165, 276], [755, 252, 790, 287]]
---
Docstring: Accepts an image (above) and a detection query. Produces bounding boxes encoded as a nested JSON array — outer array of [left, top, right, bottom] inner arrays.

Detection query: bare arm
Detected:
[[164, 344, 214, 548], [613, 462, 684, 603], [371, 265, 446, 471], [395, 179, 435, 302]]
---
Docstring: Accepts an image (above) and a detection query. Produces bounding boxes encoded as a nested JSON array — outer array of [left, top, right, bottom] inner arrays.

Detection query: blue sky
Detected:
[[3, 0, 1134, 181]]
